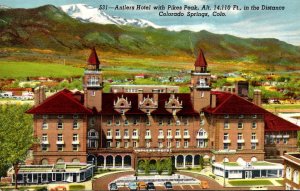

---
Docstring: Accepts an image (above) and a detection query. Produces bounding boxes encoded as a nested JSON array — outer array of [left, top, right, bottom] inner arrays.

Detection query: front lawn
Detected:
[[228, 179, 273, 186]]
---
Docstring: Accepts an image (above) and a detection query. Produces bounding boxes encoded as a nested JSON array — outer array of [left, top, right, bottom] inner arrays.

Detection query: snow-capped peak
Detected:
[[0, 5, 10, 9], [60, 4, 161, 28]]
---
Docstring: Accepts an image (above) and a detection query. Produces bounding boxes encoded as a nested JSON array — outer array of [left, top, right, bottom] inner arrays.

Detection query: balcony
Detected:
[[196, 134, 208, 139], [237, 139, 245, 143], [167, 135, 173, 139], [251, 139, 259, 143], [175, 135, 181, 139], [115, 135, 121, 139], [223, 139, 231, 143], [145, 135, 152, 140], [132, 135, 139, 139], [183, 134, 190, 139], [106, 135, 112, 140], [123, 135, 130, 139], [72, 140, 80, 145], [158, 135, 164, 139], [56, 140, 64, 145], [283, 134, 290, 138]]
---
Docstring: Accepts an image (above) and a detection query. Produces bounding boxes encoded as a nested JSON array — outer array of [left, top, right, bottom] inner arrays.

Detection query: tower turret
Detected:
[[190, 49, 211, 112], [83, 48, 103, 112]]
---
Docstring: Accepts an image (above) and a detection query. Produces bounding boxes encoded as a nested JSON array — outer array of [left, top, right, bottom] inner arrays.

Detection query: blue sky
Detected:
[[1, 0, 300, 45]]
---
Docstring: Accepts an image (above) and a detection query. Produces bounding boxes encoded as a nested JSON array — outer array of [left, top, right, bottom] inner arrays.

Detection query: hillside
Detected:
[[0, 5, 300, 67]]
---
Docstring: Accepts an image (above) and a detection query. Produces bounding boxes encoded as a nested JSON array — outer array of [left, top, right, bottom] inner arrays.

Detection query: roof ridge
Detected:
[[211, 93, 233, 113]]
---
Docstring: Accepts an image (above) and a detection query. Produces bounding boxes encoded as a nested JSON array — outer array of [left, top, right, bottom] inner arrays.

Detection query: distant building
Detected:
[[135, 74, 145, 79], [110, 85, 179, 93]]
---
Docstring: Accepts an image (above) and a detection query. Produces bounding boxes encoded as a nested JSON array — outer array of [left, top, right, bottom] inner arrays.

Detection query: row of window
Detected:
[[42, 120, 79, 129], [224, 121, 257, 129], [223, 114, 258, 119], [41, 134, 79, 143], [41, 144, 79, 152], [223, 143, 257, 150], [42, 115, 79, 119], [106, 119, 191, 126], [224, 133, 257, 140]]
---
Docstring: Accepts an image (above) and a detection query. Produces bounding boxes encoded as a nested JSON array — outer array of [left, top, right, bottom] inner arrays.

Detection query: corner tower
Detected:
[[190, 49, 211, 112], [83, 48, 103, 111]]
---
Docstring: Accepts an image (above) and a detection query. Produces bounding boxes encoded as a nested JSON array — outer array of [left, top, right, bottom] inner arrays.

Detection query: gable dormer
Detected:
[[139, 94, 158, 115], [165, 94, 183, 115], [113, 95, 131, 115]]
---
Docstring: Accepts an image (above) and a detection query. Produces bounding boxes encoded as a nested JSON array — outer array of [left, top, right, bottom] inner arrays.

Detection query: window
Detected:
[[251, 133, 256, 140], [167, 129, 172, 137], [158, 141, 163, 148], [91, 91, 95, 96], [224, 121, 229, 129], [284, 138, 288, 144], [184, 140, 189, 148], [198, 129, 207, 138], [159, 119, 163, 126], [276, 138, 280, 144], [223, 143, 229, 150], [238, 133, 243, 140], [58, 115, 63, 119], [184, 129, 189, 136], [224, 114, 229, 119], [146, 119, 151, 126], [57, 144, 63, 151], [238, 122, 243, 129], [73, 134, 78, 141], [175, 129, 180, 136], [159, 130, 163, 137], [200, 119, 205, 125], [42, 119, 48, 129], [197, 140, 205, 148], [72, 144, 78, 151], [167, 141, 171, 148], [252, 122, 257, 129], [237, 143, 243, 150], [57, 134, 63, 141], [116, 120, 121, 126], [41, 144, 48, 151], [286, 167, 291, 180], [224, 133, 229, 140], [116, 141, 121, 148], [133, 129, 138, 137], [146, 129, 151, 136], [146, 141, 151, 148], [124, 120, 129, 126], [73, 119, 79, 129], [42, 134, 47, 142], [238, 115, 244, 119], [106, 141, 111, 148], [176, 141, 180, 148], [167, 119, 172, 125], [252, 115, 257, 118], [107, 120, 112, 126], [73, 114, 78, 119], [107, 129, 112, 137], [42, 115, 48, 119], [124, 129, 129, 137], [133, 141, 138, 148], [115, 129, 120, 137], [183, 118, 189, 126], [124, 141, 129, 148], [251, 143, 256, 150], [133, 119, 138, 125], [176, 120, 181, 126], [57, 119, 63, 129]]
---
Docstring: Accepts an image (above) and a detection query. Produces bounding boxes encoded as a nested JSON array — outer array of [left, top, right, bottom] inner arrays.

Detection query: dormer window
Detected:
[[224, 114, 229, 119], [42, 115, 48, 119], [58, 115, 63, 119], [133, 119, 138, 125], [107, 120, 112, 126], [116, 120, 120, 126], [239, 115, 244, 119], [124, 120, 129, 126], [57, 119, 63, 129], [73, 114, 78, 119], [159, 119, 163, 126], [176, 120, 181, 126]]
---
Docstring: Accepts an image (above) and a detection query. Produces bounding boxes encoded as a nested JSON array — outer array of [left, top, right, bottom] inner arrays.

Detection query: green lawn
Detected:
[[251, 162, 274, 166], [263, 104, 300, 110], [69, 184, 85, 190], [223, 162, 240, 166], [276, 179, 284, 185], [0, 61, 83, 78], [228, 179, 273, 186]]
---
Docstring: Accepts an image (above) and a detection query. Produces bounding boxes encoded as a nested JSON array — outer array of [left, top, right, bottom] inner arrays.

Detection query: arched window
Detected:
[[251, 157, 257, 162], [198, 128, 207, 137], [88, 129, 98, 137], [223, 157, 229, 162], [57, 158, 64, 163], [293, 170, 299, 184], [41, 159, 48, 165], [72, 158, 80, 163], [286, 167, 291, 180]]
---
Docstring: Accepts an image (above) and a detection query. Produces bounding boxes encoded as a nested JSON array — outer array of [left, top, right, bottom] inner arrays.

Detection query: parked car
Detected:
[[108, 182, 118, 191], [138, 181, 147, 190], [128, 182, 137, 191], [146, 182, 156, 191], [164, 182, 173, 190]]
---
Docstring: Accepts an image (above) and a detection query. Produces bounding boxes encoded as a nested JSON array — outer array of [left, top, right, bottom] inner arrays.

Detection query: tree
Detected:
[[199, 156, 204, 170], [156, 160, 163, 175], [0, 104, 34, 189]]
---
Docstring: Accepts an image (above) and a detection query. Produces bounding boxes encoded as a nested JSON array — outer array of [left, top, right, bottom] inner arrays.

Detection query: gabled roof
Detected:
[[195, 49, 207, 67], [204, 91, 300, 132], [26, 89, 92, 114], [204, 92, 266, 114], [87, 47, 100, 66]]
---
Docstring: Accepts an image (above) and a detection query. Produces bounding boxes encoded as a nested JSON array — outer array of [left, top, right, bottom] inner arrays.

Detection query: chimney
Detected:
[[211, 94, 217, 108], [152, 89, 159, 104], [253, 89, 262, 106], [138, 89, 143, 104], [34, 86, 46, 106]]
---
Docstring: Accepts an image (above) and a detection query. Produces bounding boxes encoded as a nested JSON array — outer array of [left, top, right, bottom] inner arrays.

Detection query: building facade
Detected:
[[26, 48, 300, 179], [282, 153, 300, 190]]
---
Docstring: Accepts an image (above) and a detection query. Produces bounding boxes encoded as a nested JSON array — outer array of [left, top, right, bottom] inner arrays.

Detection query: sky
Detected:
[[1, 0, 300, 46]]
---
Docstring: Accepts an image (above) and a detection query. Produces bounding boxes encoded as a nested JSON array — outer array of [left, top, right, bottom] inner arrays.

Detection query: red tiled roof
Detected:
[[204, 91, 300, 132], [194, 49, 207, 67], [264, 112, 300, 132], [26, 89, 92, 114], [87, 47, 100, 66], [204, 92, 266, 114]]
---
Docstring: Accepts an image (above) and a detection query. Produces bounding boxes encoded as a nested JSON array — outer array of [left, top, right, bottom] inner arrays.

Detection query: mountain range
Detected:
[[0, 4, 299, 66]]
